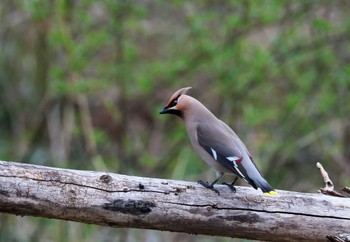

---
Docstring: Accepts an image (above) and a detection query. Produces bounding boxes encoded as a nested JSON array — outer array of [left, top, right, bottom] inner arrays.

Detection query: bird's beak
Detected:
[[160, 105, 178, 114], [159, 108, 168, 114], [160, 105, 183, 118]]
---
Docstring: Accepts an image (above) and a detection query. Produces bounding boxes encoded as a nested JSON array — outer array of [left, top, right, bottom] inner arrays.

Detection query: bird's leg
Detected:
[[222, 177, 238, 193], [198, 180, 220, 195], [198, 172, 224, 195]]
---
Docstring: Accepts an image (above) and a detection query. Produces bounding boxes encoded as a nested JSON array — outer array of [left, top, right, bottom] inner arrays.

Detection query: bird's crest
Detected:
[[165, 86, 192, 107]]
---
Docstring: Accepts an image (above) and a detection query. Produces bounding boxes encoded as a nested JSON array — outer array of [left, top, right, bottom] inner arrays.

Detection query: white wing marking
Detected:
[[226, 156, 240, 162], [210, 148, 217, 160], [227, 156, 245, 178]]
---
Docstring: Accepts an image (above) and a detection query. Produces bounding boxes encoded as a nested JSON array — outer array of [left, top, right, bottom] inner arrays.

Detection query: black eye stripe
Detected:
[[168, 95, 180, 108], [169, 99, 177, 107]]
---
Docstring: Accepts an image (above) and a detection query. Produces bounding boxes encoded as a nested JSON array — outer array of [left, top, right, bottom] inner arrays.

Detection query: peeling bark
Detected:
[[0, 160, 349, 241]]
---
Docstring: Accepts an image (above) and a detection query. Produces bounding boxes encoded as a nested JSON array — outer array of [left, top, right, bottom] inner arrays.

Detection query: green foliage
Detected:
[[1, 1, 350, 241]]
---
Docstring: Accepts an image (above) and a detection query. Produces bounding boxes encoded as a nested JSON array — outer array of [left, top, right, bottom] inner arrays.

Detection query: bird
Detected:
[[160, 87, 277, 196]]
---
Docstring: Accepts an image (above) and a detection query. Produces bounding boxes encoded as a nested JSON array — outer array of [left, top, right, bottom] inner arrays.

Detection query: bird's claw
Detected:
[[222, 182, 236, 193], [198, 180, 220, 195]]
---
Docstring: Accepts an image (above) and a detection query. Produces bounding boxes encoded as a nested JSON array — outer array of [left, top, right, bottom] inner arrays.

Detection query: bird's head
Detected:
[[159, 87, 192, 118]]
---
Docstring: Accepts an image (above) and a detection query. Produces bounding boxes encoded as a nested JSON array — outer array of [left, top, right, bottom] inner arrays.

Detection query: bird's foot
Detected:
[[222, 182, 236, 193], [198, 180, 220, 195]]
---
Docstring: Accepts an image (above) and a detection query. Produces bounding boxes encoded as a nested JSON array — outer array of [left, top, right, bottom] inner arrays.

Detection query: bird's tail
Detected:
[[253, 178, 278, 196]]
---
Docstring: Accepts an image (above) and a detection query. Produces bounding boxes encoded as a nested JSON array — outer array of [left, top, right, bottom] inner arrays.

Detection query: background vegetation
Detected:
[[0, 0, 349, 241]]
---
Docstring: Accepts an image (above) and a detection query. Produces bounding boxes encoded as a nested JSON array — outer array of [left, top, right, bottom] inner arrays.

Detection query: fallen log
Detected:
[[0, 160, 349, 241]]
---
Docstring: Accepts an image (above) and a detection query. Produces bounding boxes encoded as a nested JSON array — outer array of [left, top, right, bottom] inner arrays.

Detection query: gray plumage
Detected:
[[160, 87, 276, 195]]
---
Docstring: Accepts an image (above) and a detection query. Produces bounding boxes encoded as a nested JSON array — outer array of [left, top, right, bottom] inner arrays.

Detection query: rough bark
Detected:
[[0, 160, 349, 242]]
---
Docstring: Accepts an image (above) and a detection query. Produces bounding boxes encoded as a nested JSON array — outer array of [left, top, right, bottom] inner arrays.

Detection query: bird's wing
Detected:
[[196, 122, 256, 187], [219, 119, 255, 161]]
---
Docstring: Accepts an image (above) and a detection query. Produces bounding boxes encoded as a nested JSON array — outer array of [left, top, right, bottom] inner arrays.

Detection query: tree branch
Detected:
[[317, 162, 348, 198], [0, 160, 349, 241]]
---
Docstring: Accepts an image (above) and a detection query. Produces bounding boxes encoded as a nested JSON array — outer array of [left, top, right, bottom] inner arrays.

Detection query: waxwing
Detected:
[[160, 87, 277, 196]]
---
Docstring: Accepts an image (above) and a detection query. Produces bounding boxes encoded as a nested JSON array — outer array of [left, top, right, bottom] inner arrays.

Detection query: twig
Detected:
[[316, 162, 344, 197], [326, 233, 350, 242], [316, 162, 334, 190], [343, 187, 350, 195]]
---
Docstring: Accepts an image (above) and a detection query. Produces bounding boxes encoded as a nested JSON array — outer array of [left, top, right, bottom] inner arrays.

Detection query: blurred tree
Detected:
[[0, 0, 349, 241]]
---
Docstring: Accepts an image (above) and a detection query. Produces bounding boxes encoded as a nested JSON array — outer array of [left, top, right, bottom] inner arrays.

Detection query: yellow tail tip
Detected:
[[264, 191, 278, 196]]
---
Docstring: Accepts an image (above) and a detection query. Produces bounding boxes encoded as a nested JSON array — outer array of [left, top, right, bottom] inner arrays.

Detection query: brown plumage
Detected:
[[160, 87, 277, 196]]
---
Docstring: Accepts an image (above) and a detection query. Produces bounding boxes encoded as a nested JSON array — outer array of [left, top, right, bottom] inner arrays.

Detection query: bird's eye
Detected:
[[170, 98, 178, 107]]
